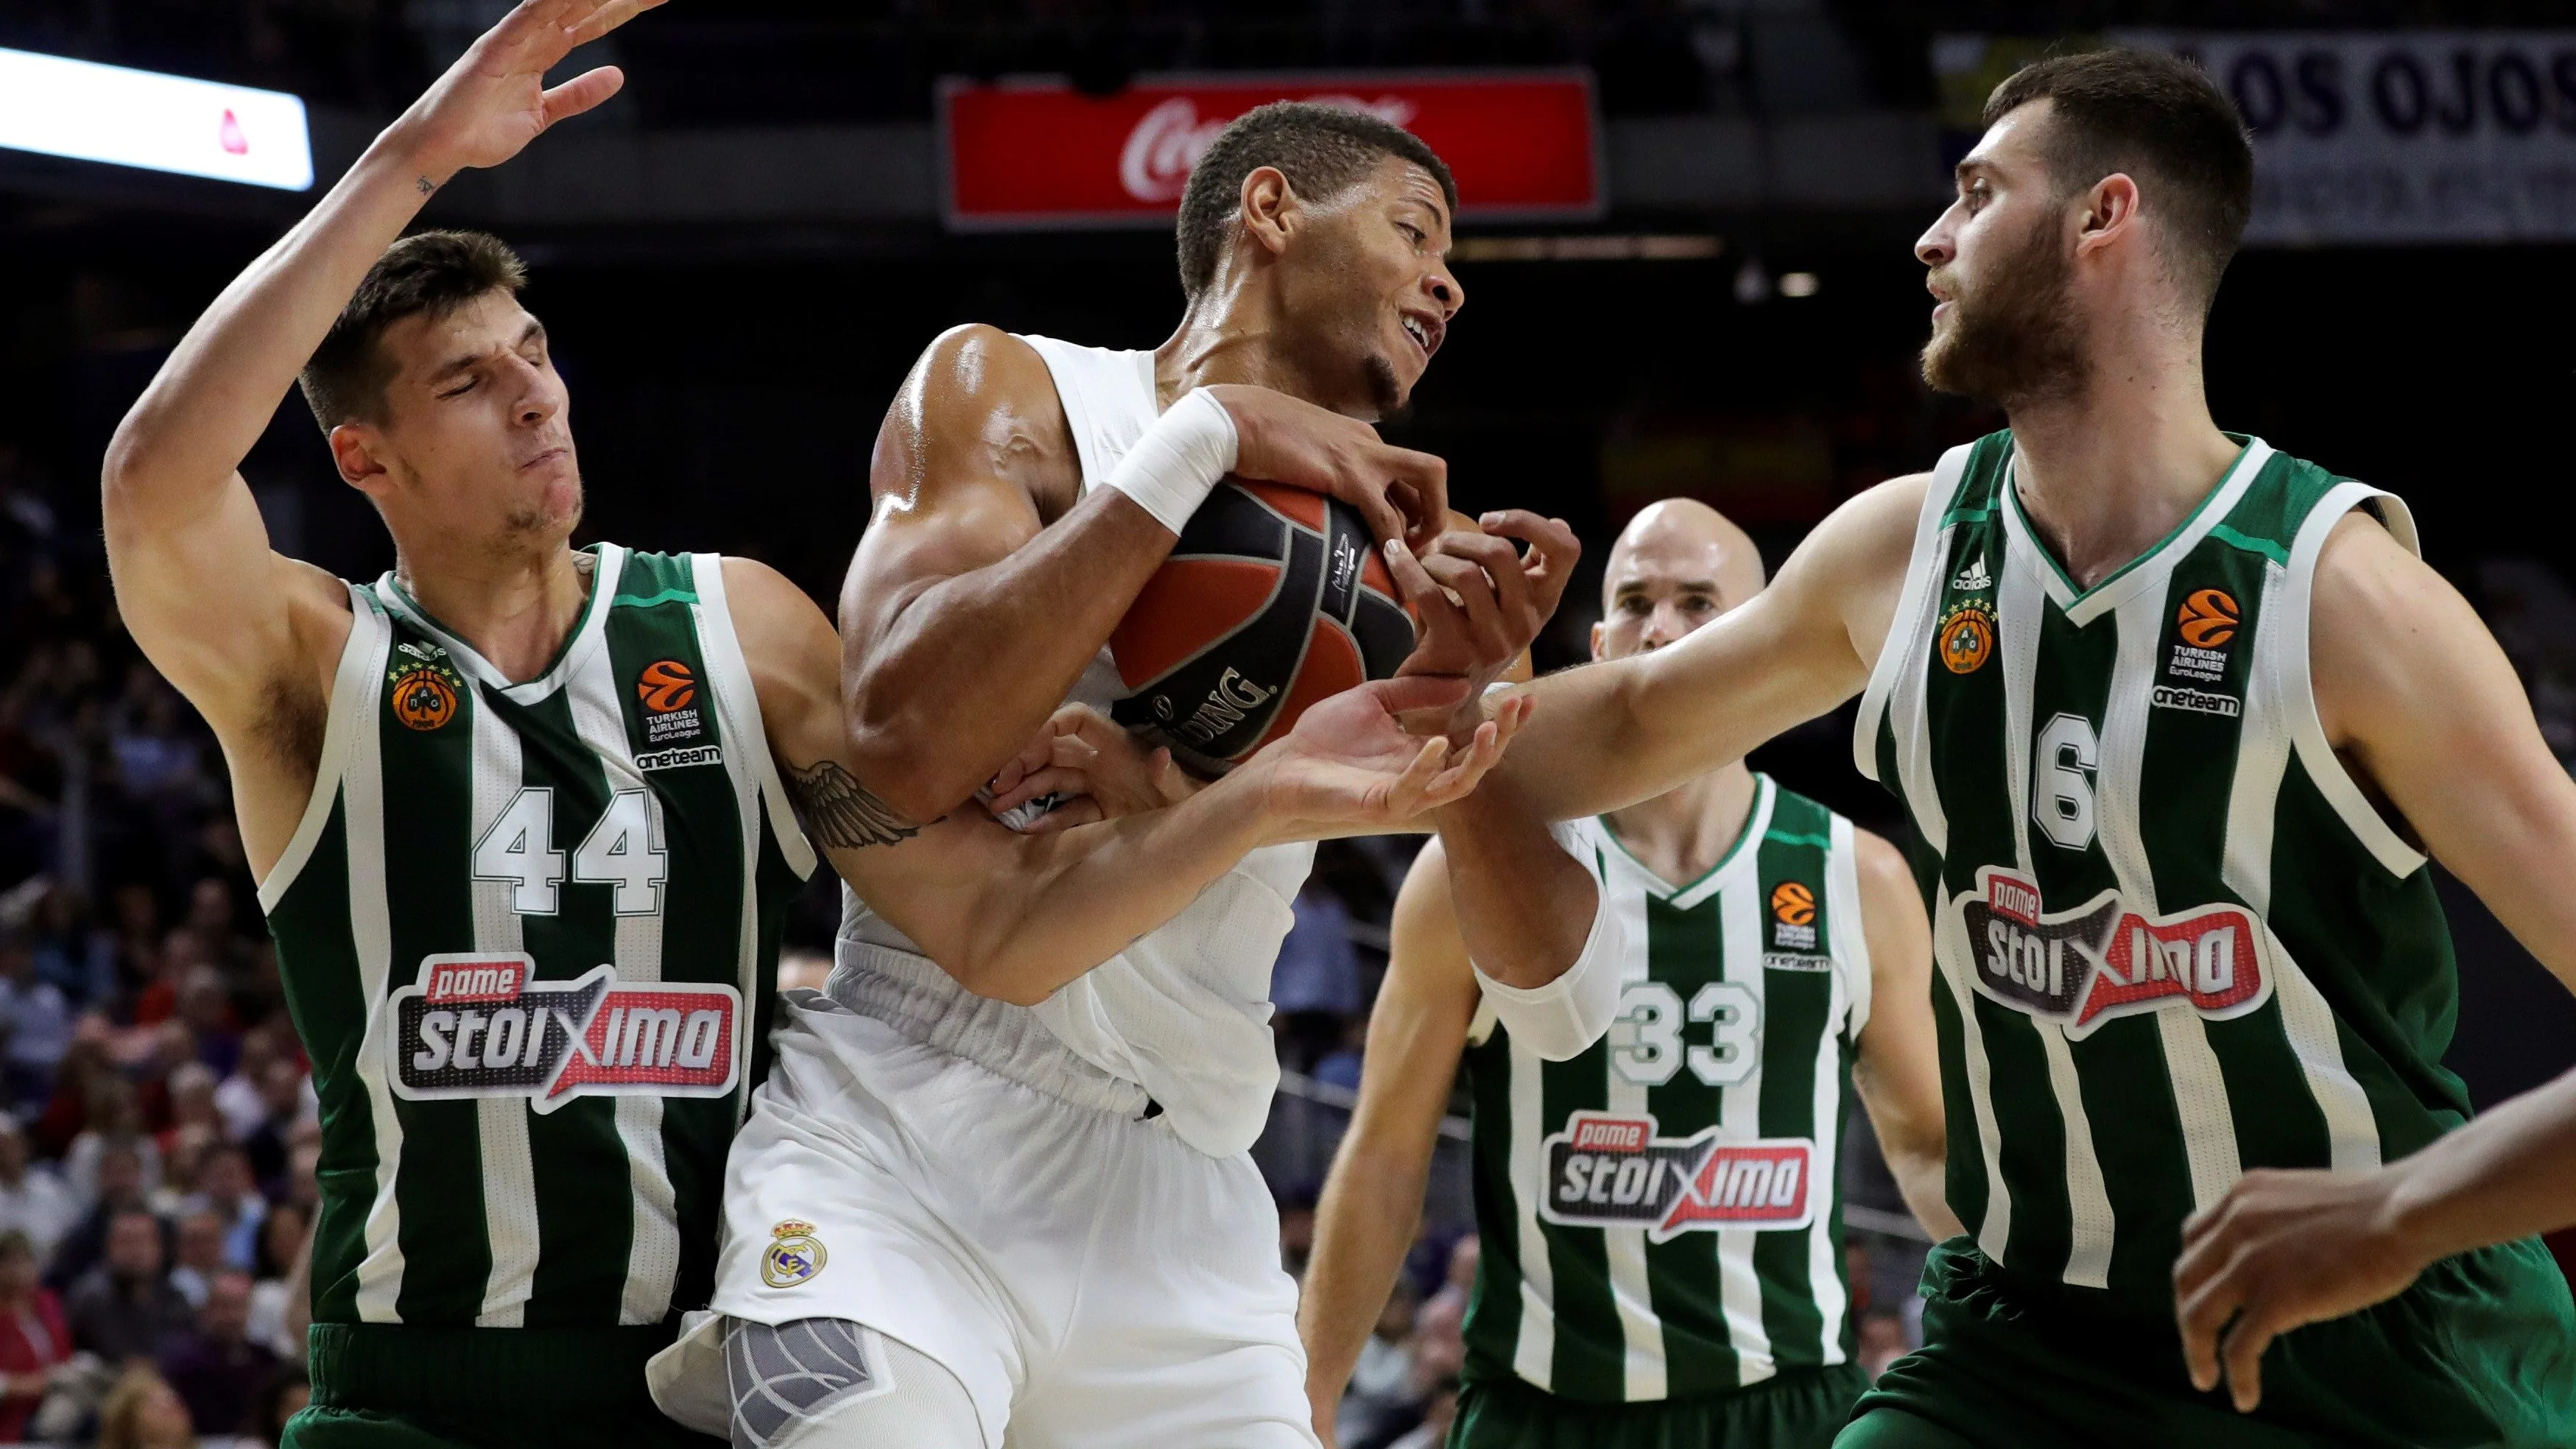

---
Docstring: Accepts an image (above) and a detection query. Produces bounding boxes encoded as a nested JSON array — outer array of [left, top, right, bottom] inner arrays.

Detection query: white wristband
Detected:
[[1104, 388, 1239, 536]]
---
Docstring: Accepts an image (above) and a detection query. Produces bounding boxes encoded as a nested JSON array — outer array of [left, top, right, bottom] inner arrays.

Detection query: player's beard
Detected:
[[1921, 211, 2088, 409]]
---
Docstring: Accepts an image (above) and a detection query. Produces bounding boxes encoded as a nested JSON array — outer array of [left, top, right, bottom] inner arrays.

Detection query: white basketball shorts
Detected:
[[660, 992, 1317, 1449]]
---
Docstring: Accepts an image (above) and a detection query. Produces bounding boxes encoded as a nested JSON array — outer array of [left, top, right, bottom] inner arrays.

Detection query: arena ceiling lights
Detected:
[[0, 46, 313, 191], [940, 71, 1602, 230]]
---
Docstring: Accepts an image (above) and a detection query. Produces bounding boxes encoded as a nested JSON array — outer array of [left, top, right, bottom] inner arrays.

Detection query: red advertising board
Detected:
[[940, 71, 1601, 230]]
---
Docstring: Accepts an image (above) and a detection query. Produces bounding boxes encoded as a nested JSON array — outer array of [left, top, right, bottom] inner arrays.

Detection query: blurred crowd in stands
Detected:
[[1, 442, 311, 1446]]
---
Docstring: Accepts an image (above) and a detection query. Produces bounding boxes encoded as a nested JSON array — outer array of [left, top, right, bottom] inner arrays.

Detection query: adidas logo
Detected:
[[1952, 555, 1992, 591]]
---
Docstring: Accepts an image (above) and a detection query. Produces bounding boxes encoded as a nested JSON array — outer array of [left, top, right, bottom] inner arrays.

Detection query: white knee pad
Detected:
[[724, 1316, 984, 1449]]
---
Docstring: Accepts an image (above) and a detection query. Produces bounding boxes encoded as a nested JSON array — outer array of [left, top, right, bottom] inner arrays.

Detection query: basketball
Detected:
[[1109, 479, 1418, 775]]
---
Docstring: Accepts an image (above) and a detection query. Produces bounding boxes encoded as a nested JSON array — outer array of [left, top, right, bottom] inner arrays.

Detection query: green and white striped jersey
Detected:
[[1462, 776, 1873, 1403], [1855, 431, 2468, 1309], [261, 543, 816, 1331]]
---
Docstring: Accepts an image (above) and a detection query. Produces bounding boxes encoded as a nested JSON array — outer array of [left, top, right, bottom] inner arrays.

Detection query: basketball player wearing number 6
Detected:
[[100, 7, 1524, 1447], [1413, 50, 2576, 1449], [656, 102, 1577, 1449]]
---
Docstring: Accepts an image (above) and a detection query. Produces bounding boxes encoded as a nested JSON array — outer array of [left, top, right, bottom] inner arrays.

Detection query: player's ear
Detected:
[[1589, 620, 1605, 661], [2076, 172, 2142, 258], [328, 422, 393, 494], [1238, 165, 1296, 259]]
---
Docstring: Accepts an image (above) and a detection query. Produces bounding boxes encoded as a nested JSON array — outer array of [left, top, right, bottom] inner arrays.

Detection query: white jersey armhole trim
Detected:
[[1465, 996, 1499, 1048], [1826, 813, 1873, 1041], [691, 554, 820, 883], [2281, 484, 2427, 878], [258, 583, 393, 915], [1013, 332, 1159, 491], [1854, 447, 1971, 783]]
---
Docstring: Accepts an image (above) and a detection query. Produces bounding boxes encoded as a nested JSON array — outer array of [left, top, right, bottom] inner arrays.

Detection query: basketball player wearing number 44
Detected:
[[1412, 49, 2576, 1449], [99, 4, 1527, 1448], [644, 102, 1580, 1449]]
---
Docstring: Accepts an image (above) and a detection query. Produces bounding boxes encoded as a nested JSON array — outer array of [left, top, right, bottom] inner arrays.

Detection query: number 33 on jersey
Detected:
[[1463, 778, 1874, 1403]]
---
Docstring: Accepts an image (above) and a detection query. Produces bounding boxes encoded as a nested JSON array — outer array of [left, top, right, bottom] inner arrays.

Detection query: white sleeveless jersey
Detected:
[[834, 334, 1315, 1157]]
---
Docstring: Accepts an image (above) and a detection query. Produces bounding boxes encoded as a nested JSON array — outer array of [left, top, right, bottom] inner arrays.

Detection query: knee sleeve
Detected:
[[723, 1317, 983, 1449]]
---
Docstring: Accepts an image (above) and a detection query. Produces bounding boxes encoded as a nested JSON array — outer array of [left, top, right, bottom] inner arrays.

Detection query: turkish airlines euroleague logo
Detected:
[[636, 660, 705, 745], [2166, 588, 2240, 694], [1541, 1113, 1817, 1240], [1767, 881, 1821, 960], [2175, 589, 2239, 648], [638, 660, 696, 711], [388, 953, 741, 1111]]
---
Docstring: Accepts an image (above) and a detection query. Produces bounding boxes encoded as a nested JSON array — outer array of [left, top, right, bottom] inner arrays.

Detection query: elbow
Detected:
[[842, 684, 993, 825], [99, 430, 148, 518], [844, 720, 981, 826], [1884, 1126, 1949, 1187]]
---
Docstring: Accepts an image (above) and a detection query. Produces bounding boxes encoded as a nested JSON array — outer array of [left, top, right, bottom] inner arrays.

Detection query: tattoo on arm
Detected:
[[417, 175, 437, 197], [783, 759, 925, 849]]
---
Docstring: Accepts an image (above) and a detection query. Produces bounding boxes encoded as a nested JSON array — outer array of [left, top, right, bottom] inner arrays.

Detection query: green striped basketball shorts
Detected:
[[282, 1323, 721, 1449], [1836, 1237, 2576, 1449], [1453, 1363, 1869, 1449]]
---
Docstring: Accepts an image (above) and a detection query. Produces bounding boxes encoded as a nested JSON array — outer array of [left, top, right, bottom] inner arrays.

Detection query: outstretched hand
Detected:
[[2173, 1166, 2434, 1413], [1383, 510, 1581, 730], [1243, 674, 1531, 832], [393, 0, 666, 182]]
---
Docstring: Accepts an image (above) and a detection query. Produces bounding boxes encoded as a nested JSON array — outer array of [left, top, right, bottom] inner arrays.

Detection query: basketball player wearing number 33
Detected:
[[99, 7, 1524, 1448], [1411, 50, 2576, 1449], [644, 102, 1580, 1449]]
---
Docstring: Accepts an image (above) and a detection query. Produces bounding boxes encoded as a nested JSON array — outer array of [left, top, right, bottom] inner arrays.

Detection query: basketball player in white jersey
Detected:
[[1400, 49, 2576, 1449], [99, 7, 1524, 1445], [1301, 500, 1958, 1449], [657, 104, 1583, 1449]]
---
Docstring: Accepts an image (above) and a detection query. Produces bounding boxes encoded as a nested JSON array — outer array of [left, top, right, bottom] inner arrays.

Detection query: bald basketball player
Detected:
[[1301, 501, 1957, 1449], [664, 104, 1580, 1449]]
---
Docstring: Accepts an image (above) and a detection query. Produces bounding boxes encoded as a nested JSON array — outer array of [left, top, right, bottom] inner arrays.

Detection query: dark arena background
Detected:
[[2, 4, 2573, 1445]]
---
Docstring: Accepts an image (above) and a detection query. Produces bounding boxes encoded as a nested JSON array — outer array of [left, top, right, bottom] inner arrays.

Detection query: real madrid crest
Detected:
[[762, 1219, 826, 1288], [1935, 596, 1996, 675]]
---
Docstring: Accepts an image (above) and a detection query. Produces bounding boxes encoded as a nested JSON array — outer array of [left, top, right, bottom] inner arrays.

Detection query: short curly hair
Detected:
[[1175, 102, 1456, 299], [299, 230, 528, 431]]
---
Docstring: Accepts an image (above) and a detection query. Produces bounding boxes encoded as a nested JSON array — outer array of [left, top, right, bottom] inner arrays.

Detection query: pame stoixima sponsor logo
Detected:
[[388, 953, 740, 1112], [1953, 865, 2270, 1039], [1539, 1112, 1817, 1242]]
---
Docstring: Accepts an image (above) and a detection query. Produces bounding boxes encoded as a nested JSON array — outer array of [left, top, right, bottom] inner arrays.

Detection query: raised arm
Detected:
[[99, 0, 658, 875], [1848, 828, 1961, 1241], [840, 334, 1454, 827], [1299, 839, 1482, 1446], [733, 557, 1513, 1004]]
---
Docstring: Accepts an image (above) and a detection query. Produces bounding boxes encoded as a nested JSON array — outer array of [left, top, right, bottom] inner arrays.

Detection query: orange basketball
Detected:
[[1110, 479, 1417, 775]]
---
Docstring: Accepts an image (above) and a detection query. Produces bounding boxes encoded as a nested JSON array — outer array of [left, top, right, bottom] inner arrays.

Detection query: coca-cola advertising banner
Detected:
[[939, 71, 1602, 230]]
